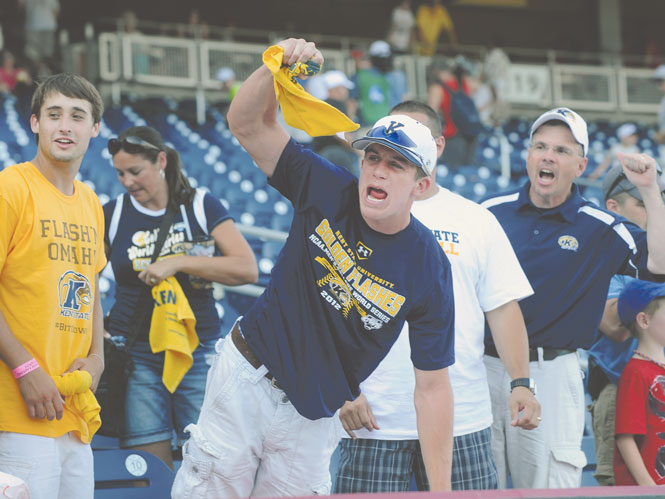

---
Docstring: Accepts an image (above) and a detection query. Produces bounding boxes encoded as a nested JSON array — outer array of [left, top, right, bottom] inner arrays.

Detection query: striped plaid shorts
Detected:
[[333, 427, 498, 492]]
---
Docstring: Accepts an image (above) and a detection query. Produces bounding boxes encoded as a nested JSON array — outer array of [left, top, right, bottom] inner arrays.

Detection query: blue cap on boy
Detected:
[[618, 279, 665, 326]]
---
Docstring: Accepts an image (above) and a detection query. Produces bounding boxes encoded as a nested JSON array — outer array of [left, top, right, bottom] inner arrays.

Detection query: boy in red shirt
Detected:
[[614, 279, 665, 486]]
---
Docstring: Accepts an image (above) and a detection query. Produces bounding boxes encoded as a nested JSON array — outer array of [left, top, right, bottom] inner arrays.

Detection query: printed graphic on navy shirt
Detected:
[[103, 190, 230, 341]]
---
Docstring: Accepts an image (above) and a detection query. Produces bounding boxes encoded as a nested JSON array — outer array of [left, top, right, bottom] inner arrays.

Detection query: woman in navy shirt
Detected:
[[103, 126, 257, 468]]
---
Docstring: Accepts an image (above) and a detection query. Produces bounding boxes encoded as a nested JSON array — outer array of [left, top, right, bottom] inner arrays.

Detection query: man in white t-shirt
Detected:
[[333, 101, 541, 492]]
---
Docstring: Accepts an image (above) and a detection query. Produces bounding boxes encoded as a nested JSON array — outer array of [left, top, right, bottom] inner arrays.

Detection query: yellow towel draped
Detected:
[[262, 45, 359, 137], [52, 370, 101, 444], [150, 277, 198, 393]]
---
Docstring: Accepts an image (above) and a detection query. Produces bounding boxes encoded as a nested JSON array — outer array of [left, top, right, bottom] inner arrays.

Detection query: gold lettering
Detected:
[[315, 219, 330, 236], [388, 295, 406, 316], [356, 278, 370, 295], [366, 282, 380, 301], [380, 291, 396, 313], [373, 286, 390, 308]]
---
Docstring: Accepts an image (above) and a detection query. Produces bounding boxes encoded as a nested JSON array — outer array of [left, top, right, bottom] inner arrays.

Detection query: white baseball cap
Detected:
[[368, 40, 391, 58], [352, 115, 437, 175], [530, 107, 589, 157], [216, 67, 235, 83], [617, 123, 637, 140], [323, 70, 354, 90], [655, 64, 665, 81]]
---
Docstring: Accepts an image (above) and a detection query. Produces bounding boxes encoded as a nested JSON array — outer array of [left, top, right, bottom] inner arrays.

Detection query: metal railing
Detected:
[[94, 30, 664, 123]]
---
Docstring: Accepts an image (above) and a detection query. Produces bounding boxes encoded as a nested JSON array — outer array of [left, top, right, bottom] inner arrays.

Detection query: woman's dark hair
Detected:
[[111, 126, 195, 208]]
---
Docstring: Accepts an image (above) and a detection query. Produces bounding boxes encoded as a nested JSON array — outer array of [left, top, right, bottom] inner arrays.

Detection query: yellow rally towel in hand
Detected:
[[53, 370, 101, 444], [263, 45, 359, 137], [150, 277, 198, 393]]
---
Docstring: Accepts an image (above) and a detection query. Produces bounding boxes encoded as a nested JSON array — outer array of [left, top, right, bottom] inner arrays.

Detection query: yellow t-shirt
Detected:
[[0, 162, 106, 438], [416, 5, 453, 55]]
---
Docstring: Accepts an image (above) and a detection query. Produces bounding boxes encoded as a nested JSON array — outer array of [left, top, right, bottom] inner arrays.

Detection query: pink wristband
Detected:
[[12, 358, 39, 379]]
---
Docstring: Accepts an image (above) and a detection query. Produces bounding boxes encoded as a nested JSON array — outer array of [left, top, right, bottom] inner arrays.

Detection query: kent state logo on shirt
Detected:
[[355, 242, 372, 260], [558, 235, 579, 252], [431, 229, 461, 256], [58, 270, 92, 320]]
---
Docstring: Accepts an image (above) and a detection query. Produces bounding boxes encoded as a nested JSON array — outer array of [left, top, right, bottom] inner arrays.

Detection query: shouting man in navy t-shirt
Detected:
[[171, 38, 456, 498]]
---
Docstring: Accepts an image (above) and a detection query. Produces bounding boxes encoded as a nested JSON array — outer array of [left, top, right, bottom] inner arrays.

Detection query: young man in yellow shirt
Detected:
[[0, 74, 106, 499]]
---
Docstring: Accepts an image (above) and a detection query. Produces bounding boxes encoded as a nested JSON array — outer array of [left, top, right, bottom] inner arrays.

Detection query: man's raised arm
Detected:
[[618, 153, 665, 273], [227, 38, 323, 178]]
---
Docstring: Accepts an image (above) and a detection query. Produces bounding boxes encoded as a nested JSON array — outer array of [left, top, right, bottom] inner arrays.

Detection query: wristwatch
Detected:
[[510, 377, 536, 395]]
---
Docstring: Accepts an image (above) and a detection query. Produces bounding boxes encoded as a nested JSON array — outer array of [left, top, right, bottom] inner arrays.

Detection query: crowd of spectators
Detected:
[[4, 5, 665, 497]]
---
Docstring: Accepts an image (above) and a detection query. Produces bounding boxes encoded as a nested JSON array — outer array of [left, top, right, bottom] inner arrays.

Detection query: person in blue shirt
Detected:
[[480, 107, 665, 489], [172, 38, 456, 498], [103, 126, 258, 469], [586, 163, 665, 486]]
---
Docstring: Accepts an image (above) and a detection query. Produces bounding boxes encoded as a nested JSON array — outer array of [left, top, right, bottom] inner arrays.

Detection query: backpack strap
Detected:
[[440, 80, 459, 95], [107, 193, 125, 245], [192, 188, 209, 236]]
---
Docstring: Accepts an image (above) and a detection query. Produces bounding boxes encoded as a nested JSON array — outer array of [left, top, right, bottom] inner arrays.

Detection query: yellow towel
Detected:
[[263, 45, 359, 137], [52, 370, 101, 444], [150, 277, 198, 393]]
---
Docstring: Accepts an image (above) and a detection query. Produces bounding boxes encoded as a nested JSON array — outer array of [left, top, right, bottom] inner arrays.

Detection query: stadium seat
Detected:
[[93, 449, 174, 498]]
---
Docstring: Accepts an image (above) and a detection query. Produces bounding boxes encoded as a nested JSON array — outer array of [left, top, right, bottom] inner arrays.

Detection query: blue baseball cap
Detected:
[[618, 279, 665, 325], [352, 114, 437, 176]]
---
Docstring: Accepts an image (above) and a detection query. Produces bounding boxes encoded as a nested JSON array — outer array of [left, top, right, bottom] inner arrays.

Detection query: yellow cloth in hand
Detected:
[[150, 277, 199, 393], [52, 370, 101, 444], [262, 45, 359, 137]]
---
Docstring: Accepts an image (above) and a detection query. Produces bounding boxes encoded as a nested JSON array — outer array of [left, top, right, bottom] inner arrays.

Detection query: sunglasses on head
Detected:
[[108, 136, 161, 156], [606, 164, 664, 199]]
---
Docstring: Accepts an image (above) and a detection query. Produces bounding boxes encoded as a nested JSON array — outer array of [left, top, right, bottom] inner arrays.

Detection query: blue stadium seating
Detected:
[[93, 448, 174, 498]]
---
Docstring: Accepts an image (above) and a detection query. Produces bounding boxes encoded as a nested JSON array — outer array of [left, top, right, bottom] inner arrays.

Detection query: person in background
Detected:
[[311, 70, 360, 176], [482, 37, 511, 126], [587, 123, 640, 181], [0, 49, 32, 94], [352, 40, 407, 126], [104, 126, 257, 469], [586, 164, 665, 486], [0, 73, 105, 499], [416, 0, 457, 56], [428, 57, 480, 167], [614, 279, 665, 486], [19, 0, 59, 74], [217, 67, 241, 103], [388, 0, 415, 54]]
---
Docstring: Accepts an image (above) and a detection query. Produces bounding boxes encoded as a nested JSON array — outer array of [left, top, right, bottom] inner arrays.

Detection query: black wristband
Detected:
[[510, 377, 536, 395]]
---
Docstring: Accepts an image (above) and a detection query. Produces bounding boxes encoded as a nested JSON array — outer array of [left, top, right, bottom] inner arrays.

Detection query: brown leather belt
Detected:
[[231, 322, 282, 390], [485, 344, 575, 362]]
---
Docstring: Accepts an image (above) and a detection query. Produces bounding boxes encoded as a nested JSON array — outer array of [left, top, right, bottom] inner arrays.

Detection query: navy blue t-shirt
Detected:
[[103, 189, 231, 341], [482, 182, 650, 349], [240, 140, 455, 420]]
